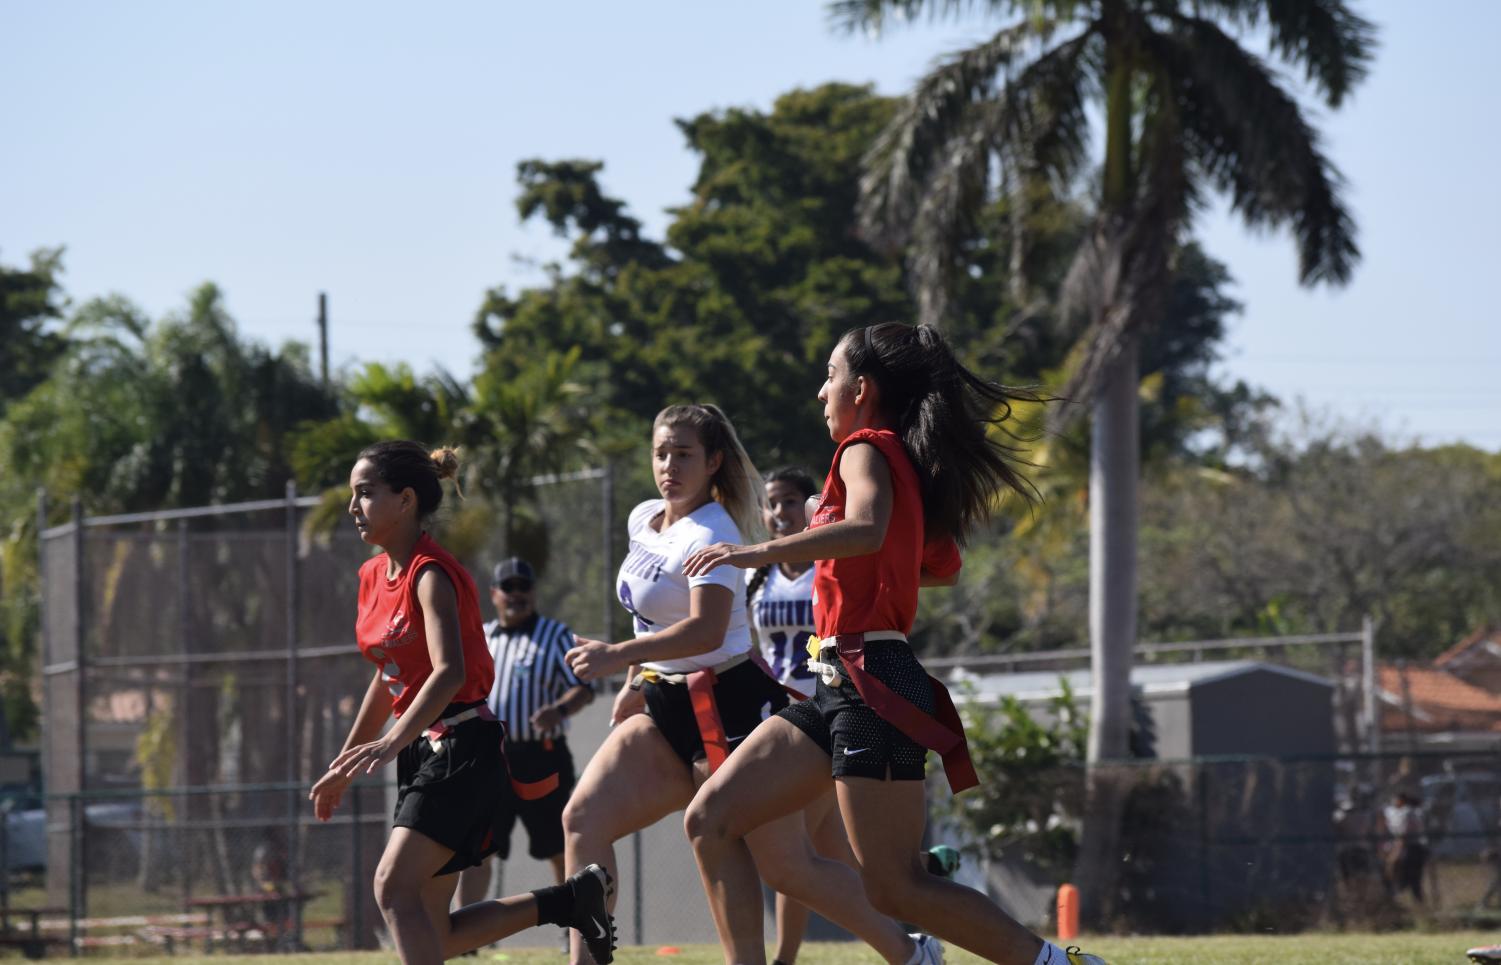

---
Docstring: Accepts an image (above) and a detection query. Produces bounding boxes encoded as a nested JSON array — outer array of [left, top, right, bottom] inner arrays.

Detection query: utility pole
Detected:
[[317, 292, 329, 388]]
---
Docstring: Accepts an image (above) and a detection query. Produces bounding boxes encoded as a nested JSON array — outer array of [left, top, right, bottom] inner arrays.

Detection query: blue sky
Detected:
[[3, 0, 1498, 448]]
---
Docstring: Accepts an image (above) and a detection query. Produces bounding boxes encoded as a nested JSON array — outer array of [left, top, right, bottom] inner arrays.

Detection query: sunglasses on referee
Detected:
[[495, 578, 533, 594]]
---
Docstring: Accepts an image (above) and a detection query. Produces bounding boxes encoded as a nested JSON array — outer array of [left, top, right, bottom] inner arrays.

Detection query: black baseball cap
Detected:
[[491, 557, 536, 587]]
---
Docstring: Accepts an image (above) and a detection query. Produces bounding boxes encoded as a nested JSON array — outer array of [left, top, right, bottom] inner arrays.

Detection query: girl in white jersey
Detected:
[[563, 406, 941, 965]]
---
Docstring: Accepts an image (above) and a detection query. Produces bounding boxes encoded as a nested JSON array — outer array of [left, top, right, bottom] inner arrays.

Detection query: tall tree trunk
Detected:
[[1075, 22, 1139, 926], [1087, 336, 1138, 766], [1077, 336, 1140, 927]]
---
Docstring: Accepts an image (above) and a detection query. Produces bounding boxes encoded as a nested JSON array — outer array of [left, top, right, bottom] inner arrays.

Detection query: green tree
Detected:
[[0, 248, 69, 409], [0, 284, 338, 738], [474, 85, 915, 470], [840, 0, 1373, 917]]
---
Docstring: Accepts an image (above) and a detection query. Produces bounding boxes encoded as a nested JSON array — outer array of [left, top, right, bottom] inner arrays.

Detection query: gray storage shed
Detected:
[[948, 660, 1337, 931]]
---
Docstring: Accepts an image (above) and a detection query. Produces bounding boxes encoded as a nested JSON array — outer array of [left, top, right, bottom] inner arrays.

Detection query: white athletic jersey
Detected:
[[617, 499, 751, 673], [750, 565, 818, 698]]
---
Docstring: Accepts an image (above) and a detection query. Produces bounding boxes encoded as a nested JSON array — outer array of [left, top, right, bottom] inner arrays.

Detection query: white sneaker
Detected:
[[907, 933, 944, 965]]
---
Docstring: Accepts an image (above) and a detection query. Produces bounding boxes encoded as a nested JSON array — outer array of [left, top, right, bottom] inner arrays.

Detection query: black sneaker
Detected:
[[565, 863, 616, 964]]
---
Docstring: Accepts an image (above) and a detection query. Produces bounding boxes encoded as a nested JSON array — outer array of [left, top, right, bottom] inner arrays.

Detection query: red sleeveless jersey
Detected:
[[355, 532, 493, 719], [810, 428, 962, 638]]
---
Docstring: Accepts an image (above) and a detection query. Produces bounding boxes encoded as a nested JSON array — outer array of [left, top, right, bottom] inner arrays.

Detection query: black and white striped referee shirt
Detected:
[[481, 613, 588, 743]]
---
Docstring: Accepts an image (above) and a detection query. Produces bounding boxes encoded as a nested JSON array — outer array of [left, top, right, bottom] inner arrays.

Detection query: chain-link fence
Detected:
[[931, 748, 1501, 935], [26, 477, 1501, 954]]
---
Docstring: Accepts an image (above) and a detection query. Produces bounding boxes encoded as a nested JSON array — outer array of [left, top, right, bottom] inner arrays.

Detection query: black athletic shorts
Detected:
[[393, 701, 515, 876], [778, 639, 932, 781], [642, 659, 790, 768], [493, 737, 576, 861]]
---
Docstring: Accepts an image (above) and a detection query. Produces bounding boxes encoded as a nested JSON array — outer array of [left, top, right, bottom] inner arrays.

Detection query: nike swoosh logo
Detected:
[[589, 916, 607, 940], [843, 747, 871, 756]]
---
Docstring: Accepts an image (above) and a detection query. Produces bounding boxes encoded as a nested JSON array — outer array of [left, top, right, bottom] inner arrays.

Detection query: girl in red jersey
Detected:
[[684, 325, 1108, 965], [562, 406, 938, 965], [309, 441, 614, 965]]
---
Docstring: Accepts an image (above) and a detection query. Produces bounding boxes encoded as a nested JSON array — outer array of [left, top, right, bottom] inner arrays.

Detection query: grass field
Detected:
[[77, 934, 1500, 965]]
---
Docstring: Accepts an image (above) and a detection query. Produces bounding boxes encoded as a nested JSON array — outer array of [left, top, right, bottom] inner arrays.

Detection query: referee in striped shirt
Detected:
[[456, 557, 594, 905]]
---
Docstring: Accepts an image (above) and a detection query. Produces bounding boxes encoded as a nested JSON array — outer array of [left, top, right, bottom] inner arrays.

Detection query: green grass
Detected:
[[52, 934, 1500, 965]]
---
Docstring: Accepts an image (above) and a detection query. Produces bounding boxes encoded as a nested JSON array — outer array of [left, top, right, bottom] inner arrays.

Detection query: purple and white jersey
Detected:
[[750, 565, 818, 698], [617, 498, 751, 673]]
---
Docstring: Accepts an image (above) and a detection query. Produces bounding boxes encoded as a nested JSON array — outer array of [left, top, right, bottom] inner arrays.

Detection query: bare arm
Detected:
[[309, 668, 394, 820], [342, 670, 394, 752], [530, 682, 595, 733], [684, 442, 892, 575], [566, 584, 734, 681]]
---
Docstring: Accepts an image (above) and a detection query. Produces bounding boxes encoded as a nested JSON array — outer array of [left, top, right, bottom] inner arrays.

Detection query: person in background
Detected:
[[457, 557, 594, 909], [1382, 789, 1428, 903]]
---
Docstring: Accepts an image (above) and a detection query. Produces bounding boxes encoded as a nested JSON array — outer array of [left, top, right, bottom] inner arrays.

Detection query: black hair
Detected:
[[747, 466, 819, 607], [355, 440, 462, 520], [839, 322, 1035, 544], [765, 466, 818, 501]]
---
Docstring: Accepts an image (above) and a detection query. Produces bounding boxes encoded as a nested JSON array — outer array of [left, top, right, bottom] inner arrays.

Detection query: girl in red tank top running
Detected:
[[308, 441, 615, 965], [683, 325, 1106, 965]]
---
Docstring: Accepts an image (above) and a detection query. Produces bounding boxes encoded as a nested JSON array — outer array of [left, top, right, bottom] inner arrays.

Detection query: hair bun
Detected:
[[429, 447, 461, 481]]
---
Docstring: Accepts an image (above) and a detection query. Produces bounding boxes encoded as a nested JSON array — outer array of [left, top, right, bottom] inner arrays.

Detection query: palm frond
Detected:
[[861, 23, 1096, 268], [906, 106, 995, 326], [828, 0, 1034, 36], [858, 18, 1076, 252], [1150, 16, 1359, 286], [1192, 0, 1376, 108]]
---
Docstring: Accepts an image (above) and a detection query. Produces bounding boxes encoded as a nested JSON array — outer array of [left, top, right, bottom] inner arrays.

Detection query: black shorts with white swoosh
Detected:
[[777, 640, 931, 781]]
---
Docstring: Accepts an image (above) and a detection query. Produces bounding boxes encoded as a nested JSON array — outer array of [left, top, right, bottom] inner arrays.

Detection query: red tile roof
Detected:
[[1434, 626, 1501, 669], [1377, 663, 1501, 734]]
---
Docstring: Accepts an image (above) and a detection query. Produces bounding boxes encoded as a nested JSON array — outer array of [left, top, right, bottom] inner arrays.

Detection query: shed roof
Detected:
[[948, 659, 1333, 703]]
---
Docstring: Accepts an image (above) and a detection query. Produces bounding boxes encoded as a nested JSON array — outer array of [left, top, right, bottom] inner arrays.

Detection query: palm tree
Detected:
[[837, 0, 1374, 920]]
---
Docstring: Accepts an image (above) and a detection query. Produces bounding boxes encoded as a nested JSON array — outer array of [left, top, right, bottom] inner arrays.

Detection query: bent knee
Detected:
[[860, 867, 922, 918], [562, 792, 598, 840], [683, 788, 737, 847], [372, 864, 423, 917]]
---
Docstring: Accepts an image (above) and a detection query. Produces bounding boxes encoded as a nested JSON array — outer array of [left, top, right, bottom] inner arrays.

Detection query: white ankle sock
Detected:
[[1034, 941, 1069, 965]]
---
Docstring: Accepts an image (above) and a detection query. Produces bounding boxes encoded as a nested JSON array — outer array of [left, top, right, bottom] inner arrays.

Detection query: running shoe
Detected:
[[565, 863, 616, 964], [907, 933, 945, 965], [1468, 947, 1501, 965], [1065, 948, 1108, 965]]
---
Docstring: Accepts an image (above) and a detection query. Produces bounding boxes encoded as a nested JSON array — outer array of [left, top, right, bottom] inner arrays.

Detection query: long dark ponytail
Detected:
[[840, 322, 1034, 544]]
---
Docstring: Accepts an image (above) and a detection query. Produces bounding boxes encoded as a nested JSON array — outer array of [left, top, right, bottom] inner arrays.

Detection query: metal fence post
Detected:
[[71, 498, 88, 930], [177, 519, 192, 911], [349, 787, 362, 950], [285, 480, 304, 951], [601, 461, 615, 642], [1361, 615, 1378, 755], [601, 465, 643, 944], [68, 794, 82, 957]]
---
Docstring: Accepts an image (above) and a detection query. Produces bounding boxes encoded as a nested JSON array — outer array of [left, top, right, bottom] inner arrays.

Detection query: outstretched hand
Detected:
[[309, 769, 351, 821], [682, 542, 762, 577]]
